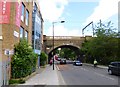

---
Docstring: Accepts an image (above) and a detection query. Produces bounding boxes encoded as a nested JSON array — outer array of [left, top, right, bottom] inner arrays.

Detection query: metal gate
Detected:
[[2, 61, 9, 86]]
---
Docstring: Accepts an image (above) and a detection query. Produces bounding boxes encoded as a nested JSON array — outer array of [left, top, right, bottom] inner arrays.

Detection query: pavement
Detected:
[[18, 64, 60, 86]]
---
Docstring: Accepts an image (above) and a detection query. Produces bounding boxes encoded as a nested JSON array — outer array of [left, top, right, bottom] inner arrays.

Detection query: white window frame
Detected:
[[20, 27, 24, 38], [21, 3, 25, 22], [25, 10, 29, 26], [25, 30, 28, 40]]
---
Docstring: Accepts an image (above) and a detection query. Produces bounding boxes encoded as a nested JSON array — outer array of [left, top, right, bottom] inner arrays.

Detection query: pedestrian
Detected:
[[93, 59, 97, 68], [50, 59, 53, 66]]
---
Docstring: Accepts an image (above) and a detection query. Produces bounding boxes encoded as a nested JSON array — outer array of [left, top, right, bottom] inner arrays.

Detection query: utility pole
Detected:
[[100, 19, 102, 28], [82, 21, 94, 37]]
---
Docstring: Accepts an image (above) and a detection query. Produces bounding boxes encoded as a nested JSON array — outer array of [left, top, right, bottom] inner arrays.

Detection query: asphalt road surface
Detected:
[[57, 63, 119, 86]]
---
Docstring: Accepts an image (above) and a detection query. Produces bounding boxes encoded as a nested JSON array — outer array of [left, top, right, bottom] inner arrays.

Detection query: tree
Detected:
[[81, 21, 119, 65], [59, 48, 76, 60]]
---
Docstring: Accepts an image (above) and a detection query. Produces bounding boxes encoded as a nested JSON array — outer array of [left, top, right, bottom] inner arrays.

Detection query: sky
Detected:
[[39, 0, 119, 36]]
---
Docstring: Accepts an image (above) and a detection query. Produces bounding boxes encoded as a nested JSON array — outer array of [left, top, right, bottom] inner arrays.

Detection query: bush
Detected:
[[9, 79, 25, 84], [40, 52, 48, 66], [11, 39, 38, 79]]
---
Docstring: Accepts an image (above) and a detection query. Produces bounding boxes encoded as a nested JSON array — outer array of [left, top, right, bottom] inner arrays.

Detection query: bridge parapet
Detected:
[[46, 36, 85, 40]]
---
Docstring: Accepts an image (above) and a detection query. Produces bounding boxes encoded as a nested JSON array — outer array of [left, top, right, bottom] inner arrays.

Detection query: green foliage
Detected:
[[40, 51, 48, 66], [9, 79, 25, 84], [11, 39, 38, 79], [81, 21, 119, 65], [59, 48, 76, 60]]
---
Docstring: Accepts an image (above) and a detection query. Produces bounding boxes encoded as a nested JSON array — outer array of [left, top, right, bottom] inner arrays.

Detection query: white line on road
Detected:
[[80, 67, 89, 71], [58, 71, 66, 85], [94, 72, 115, 81], [75, 66, 115, 81], [56, 66, 66, 85], [56, 65, 60, 71]]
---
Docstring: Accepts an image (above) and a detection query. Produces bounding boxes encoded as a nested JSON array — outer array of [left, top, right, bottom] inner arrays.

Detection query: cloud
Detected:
[[41, 0, 119, 36], [68, 0, 99, 2], [39, 0, 68, 22], [45, 25, 82, 36], [85, 0, 120, 24]]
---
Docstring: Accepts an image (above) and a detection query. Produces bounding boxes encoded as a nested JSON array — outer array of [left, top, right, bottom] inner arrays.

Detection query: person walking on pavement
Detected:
[[50, 58, 53, 66], [93, 59, 98, 68]]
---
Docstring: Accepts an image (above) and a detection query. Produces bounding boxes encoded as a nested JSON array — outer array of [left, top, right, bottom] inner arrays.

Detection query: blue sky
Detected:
[[62, 2, 98, 36], [39, 0, 119, 36]]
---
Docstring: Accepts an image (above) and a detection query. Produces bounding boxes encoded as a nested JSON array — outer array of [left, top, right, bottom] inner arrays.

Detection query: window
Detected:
[[25, 30, 28, 40], [32, 31, 34, 35], [33, 3, 37, 11], [111, 63, 117, 66], [118, 63, 120, 67], [26, 10, 29, 26], [21, 3, 25, 22], [35, 38, 40, 50], [36, 31, 40, 37], [20, 27, 24, 38]]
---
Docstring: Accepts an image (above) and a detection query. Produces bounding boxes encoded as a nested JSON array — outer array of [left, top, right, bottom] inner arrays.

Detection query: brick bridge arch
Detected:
[[48, 44, 80, 54], [43, 35, 92, 62], [47, 44, 83, 62]]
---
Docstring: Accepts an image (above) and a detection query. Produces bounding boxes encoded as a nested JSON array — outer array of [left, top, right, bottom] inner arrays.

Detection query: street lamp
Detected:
[[52, 21, 65, 70], [58, 48, 61, 56]]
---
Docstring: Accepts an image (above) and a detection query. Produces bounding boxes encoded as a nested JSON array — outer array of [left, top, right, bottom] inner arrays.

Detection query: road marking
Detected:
[[56, 65, 67, 85], [80, 67, 89, 71], [57, 64, 71, 71], [80, 66, 115, 81], [72, 66, 90, 72], [77, 67, 115, 81], [57, 71, 66, 85], [94, 72, 115, 80], [56, 65, 60, 71]]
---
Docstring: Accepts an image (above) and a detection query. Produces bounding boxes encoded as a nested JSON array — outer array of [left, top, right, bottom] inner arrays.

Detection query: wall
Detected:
[[0, 24, 2, 87]]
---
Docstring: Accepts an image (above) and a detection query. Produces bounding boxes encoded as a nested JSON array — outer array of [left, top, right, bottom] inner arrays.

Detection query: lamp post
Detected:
[[58, 48, 61, 56], [52, 21, 65, 70]]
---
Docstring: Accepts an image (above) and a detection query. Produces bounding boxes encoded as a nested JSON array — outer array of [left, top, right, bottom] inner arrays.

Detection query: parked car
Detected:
[[108, 62, 120, 75], [73, 60, 82, 66], [60, 59, 66, 64]]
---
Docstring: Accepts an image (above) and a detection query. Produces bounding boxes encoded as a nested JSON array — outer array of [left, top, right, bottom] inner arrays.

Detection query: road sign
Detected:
[[4, 49, 14, 55], [4, 49, 9, 56]]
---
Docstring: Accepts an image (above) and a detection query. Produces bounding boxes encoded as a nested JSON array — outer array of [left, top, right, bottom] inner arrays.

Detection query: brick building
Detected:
[[0, 0, 43, 86]]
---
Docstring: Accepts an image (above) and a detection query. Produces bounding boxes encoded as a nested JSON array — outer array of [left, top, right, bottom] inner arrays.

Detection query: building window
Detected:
[[36, 31, 40, 37], [20, 27, 24, 38], [26, 10, 29, 26], [25, 30, 28, 40], [35, 38, 40, 50], [33, 2, 37, 12], [21, 3, 25, 22]]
